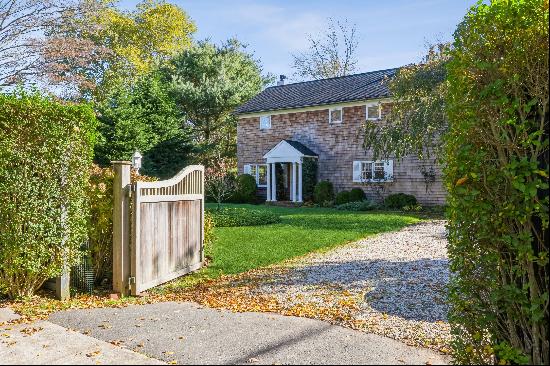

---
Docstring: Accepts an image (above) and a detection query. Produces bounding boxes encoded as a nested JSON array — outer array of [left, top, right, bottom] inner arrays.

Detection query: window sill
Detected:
[[355, 180, 393, 183]]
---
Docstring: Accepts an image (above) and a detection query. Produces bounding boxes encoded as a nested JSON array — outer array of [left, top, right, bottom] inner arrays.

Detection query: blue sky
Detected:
[[120, 0, 476, 82]]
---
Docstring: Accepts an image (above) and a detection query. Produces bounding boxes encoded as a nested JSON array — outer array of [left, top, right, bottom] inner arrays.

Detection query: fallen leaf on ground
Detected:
[[86, 350, 101, 357], [20, 326, 43, 336]]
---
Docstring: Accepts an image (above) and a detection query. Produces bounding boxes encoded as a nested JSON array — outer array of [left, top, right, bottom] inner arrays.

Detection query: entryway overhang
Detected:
[[263, 140, 317, 203]]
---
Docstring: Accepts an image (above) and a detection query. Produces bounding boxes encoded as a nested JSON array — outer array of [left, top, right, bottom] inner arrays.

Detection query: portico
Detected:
[[263, 140, 318, 203]]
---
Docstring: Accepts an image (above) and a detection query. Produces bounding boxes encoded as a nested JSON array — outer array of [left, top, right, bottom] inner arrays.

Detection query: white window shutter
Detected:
[[384, 160, 394, 181], [352, 161, 362, 182], [244, 164, 251, 175]]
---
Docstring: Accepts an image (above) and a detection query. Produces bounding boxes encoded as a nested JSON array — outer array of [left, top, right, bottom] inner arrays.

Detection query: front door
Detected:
[[275, 163, 290, 201]]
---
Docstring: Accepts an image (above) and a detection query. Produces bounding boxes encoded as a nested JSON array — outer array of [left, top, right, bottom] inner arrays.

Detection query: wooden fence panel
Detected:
[[130, 165, 204, 295]]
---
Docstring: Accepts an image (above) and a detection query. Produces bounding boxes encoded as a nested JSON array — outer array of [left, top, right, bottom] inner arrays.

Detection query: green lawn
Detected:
[[159, 204, 421, 291]]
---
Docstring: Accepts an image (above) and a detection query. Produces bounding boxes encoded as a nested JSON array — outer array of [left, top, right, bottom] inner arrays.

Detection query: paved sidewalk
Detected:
[[0, 308, 164, 365], [49, 301, 450, 365]]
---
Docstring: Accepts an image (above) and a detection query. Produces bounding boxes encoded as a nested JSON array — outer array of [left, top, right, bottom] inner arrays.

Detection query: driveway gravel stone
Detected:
[[243, 220, 451, 351]]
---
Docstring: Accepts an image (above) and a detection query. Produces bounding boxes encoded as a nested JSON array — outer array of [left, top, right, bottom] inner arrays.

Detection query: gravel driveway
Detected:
[[227, 220, 451, 352], [43, 220, 451, 364]]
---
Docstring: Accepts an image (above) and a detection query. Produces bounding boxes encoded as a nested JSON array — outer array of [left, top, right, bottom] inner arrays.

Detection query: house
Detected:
[[234, 68, 445, 205]]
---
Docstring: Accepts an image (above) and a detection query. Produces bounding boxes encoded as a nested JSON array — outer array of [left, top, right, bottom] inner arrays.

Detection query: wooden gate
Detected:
[[130, 165, 204, 295]]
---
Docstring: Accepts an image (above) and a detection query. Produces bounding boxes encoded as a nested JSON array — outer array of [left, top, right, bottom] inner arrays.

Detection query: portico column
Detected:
[[298, 161, 303, 202], [266, 163, 271, 201], [271, 162, 277, 201], [292, 162, 297, 202]]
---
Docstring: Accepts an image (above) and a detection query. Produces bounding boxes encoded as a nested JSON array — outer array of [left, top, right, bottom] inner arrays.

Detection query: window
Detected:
[[353, 160, 393, 182], [373, 162, 385, 180], [329, 107, 343, 124], [257, 165, 267, 186], [244, 164, 268, 187], [366, 103, 381, 120], [361, 162, 373, 181], [260, 115, 271, 129]]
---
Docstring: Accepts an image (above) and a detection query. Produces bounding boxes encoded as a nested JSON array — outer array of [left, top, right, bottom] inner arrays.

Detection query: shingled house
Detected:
[[234, 68, 445, 205]]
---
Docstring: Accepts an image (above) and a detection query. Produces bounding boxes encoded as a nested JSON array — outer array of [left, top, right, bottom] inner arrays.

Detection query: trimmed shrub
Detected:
[[232, 174, 257, 203], [302, 158, 318, 201], [349, 188, 366, 202], [208, 208, 281, 227], [384, 193, 417, 209], [335, 201, 376, 211], [313, 181, 334, 204], [335, 190, 351, 205], [0, 91, 96, 299]]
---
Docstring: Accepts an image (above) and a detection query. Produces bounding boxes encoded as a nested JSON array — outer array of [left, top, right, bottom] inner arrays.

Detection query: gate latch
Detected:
[[128, 276, 136, 287]]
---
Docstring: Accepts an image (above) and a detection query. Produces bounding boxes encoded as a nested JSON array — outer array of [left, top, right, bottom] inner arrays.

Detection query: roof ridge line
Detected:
[[265, 67, 400, 89]]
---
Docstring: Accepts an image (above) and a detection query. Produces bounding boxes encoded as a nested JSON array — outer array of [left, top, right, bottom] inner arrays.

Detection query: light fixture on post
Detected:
[[132, 151, 142, 175]]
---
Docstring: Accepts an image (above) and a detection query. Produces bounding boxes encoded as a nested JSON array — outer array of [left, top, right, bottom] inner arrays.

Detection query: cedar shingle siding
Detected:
[[236, 70, 446, 205]]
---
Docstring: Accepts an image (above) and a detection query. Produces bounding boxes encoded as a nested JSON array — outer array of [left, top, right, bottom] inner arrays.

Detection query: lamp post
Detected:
[[132, 151, 142, 175]]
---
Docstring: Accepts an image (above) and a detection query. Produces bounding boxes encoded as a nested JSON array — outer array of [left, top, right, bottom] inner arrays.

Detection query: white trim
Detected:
[[244, 163, 268, 187], [237, 97, 392, 118], [297, 161, 303, 202], [366, 101, 382, 120], [353, 160, 394, 182], [292, 162, 297, 202], [263, 140, 317, 164], [259, 115, 271, 129], [266, 163, 271, 201], [271, 163, 277, 201], [329, 107, 343, 124]]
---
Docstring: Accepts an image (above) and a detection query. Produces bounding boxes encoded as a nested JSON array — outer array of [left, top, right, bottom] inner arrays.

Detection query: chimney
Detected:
[[277, 75, 287, 86]]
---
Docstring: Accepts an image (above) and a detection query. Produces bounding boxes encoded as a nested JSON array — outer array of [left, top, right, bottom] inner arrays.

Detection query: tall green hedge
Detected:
[[445, 1, 548, 364], [302, 158, 318, 201], [0, 91, 97, 299]]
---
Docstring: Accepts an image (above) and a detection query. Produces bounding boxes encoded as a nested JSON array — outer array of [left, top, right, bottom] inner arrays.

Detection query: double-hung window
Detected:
[[260, 115, 271, 129], [366, 102, 381, 120], [353, 160, 394, 182], [244, 164, 267, 187], [329, 107, 343, 124]]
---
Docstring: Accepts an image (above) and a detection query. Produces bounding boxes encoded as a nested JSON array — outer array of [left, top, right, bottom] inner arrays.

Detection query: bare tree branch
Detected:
[[292, 18, 359, 80]]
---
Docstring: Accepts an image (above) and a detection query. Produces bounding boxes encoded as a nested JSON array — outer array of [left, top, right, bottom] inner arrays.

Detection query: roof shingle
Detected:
[[284, 140, 318, 156], [235, 68, 397, 115]]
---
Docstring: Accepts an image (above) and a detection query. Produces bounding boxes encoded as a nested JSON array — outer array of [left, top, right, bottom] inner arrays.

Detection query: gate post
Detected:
[[112, 161, 132, 296]]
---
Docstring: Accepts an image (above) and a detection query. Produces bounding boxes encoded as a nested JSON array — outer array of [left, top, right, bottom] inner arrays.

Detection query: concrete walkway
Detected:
[[48, 301, 450, 365], [0, 308, 164, 365]]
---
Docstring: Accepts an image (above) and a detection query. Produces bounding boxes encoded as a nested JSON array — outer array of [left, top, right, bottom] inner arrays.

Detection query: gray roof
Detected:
[[235, 68, 397, 115], [284, 140, 318, 156]]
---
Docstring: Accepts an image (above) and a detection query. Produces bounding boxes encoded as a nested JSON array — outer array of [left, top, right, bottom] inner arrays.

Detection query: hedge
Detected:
[[445, 1, 548, 364], [231, 174, 257, 203], [384, 193, 417, 209], [349, 188, 366, 202], [0, 91, 96, 299], [313, 181, 334, 204], [335, 201, 376, 211], [335, 190, 351, 205], [207, 208, 281, 227]]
